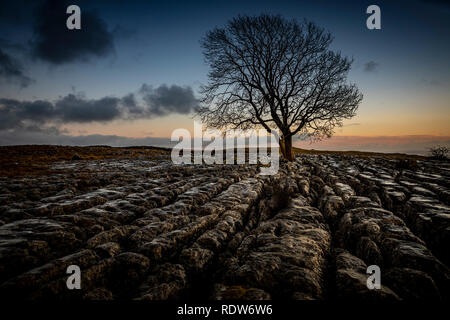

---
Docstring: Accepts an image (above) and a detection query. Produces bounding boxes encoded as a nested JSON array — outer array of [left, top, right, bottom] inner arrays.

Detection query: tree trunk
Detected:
[[280, 135, 294, 161]]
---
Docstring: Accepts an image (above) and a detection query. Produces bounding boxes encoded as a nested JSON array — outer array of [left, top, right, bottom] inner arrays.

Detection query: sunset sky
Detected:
[[0, 0, 449, 154]]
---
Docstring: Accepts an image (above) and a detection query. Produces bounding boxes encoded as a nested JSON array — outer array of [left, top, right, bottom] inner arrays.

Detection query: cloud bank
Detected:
[[0, 127, 173, 148], [139, 84, 199, 116], [0, 84, 199, 130]]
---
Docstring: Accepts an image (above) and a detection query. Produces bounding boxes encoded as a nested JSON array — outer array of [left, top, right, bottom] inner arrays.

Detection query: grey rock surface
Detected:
[[0, 153, 449, 300]]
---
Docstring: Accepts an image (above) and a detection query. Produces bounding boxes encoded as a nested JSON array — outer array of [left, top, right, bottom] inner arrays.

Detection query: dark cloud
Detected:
[[55, 94, 121, 122], [363, 61, 379, 72], [0, 98, 56, 130], [139, 84, 199, 116], [0, 49, 34, 88], [31, 0, 115, 64], [121, 93, 141, 114], [0, 84, 199, 129], [0, 94, 121, 128]]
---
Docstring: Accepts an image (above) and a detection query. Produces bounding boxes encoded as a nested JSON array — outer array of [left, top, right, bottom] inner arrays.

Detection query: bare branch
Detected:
[[197, 14, 363, 160]]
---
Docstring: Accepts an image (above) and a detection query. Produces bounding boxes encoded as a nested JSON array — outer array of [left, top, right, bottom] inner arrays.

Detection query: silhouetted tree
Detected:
[[429, 145, 448, 160], [198, 15, 362, 161]]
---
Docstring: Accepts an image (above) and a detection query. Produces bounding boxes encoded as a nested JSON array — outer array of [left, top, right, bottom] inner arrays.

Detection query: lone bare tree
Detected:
[[198, 15, 363, 161]]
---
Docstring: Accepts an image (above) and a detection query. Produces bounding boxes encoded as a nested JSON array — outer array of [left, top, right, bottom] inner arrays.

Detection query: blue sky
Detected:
[[0, 0, 449, 153]]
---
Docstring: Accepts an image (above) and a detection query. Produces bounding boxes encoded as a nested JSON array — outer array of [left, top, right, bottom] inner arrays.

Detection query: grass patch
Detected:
[[0, 145, 169, 177]]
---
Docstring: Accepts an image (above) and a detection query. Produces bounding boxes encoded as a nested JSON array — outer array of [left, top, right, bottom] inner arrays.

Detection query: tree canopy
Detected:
[[198, 15, 363, 160]]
